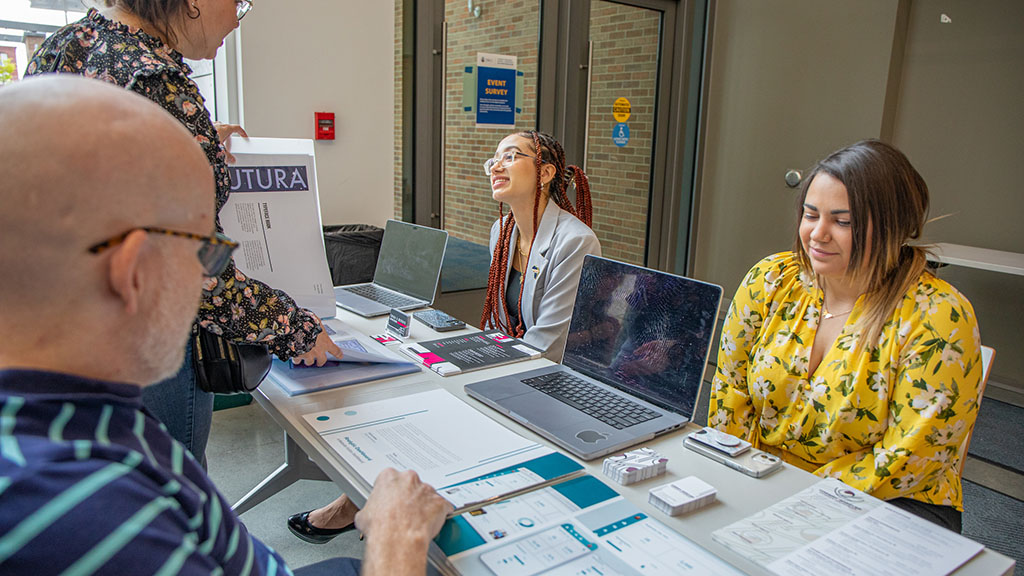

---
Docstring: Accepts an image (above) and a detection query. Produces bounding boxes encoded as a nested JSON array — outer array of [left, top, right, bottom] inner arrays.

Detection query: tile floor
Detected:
[[207, 402, 364, 570]]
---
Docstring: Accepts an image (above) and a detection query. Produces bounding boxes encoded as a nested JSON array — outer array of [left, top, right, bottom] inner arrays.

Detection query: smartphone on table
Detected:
[[684, 427, 782, 478]]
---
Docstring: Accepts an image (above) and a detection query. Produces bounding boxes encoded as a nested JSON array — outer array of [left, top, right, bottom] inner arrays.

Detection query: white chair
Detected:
[[957, 345, 995, 477]]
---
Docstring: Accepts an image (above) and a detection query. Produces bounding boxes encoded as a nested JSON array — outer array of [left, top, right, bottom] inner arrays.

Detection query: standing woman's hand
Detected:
[[213, 122, 248, 164], [292, 328, 344, 367]]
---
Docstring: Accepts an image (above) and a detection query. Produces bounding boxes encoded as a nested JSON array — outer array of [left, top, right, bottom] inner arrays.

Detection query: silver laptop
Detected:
[[465, 256, 723, 460], [334, 220, 448, 317]]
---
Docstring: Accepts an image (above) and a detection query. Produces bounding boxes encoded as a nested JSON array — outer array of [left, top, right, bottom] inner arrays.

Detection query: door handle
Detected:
[[784, 170, 802, 188]]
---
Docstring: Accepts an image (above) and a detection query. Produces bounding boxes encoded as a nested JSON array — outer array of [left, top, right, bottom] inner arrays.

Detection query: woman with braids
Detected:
[[284, 132, 602, 544], [709, 140, 982, 532], [481, 130, 601, 359]]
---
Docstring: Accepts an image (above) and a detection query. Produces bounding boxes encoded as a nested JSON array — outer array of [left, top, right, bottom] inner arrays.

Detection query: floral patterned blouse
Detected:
[[27, 9, 321, 359], [709, 252, 982, 510]]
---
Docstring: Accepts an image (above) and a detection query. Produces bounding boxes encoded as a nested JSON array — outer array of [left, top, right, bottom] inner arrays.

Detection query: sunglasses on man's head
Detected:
[[88, 227, 238, 277]]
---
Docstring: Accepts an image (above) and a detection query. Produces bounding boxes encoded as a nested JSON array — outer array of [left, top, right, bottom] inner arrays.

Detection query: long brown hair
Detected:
[[480, 131, 593, 336], [794, 139, 931, 347]]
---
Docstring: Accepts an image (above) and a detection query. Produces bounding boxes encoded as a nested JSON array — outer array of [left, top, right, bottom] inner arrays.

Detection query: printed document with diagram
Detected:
[[302, 388, 555, 490], [435, 474, 743, 576], [218, 137, 335, 319], [712, 478, 983, 576]]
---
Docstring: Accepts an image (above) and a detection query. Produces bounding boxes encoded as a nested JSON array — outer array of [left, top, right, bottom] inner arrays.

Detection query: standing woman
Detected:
[[482, 130, 601, 360], [709, 140, 982, 531], [26, 0, 341, 465]]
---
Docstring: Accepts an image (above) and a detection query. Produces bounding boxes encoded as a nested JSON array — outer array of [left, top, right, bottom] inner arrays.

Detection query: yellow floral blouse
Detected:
[[709, 252, 982, 510]]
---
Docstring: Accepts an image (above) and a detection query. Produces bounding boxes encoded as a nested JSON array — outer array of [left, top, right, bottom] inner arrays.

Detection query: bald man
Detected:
[[0, 76, 449, 575]]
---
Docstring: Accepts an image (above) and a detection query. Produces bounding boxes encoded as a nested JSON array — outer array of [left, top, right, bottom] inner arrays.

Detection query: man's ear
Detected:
[[540, 163, 557, 187], [107, 229, 149, 316]]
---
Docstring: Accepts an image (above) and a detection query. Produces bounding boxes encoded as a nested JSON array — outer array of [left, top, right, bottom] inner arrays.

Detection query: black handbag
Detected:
[[192, 328, 272, 394]]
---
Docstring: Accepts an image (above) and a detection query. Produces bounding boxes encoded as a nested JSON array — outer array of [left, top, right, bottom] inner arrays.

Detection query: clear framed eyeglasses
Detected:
[[483, 151, 538, 176]]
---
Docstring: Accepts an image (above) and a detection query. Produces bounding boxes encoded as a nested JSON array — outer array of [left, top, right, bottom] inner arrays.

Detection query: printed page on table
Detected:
[[713, 478, 984, 576], [438, 475, 743, 576], [302, 388, 551, 489], [400, 331, 541, 376]]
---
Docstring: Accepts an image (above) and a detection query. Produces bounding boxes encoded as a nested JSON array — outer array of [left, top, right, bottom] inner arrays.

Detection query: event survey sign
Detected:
[[302, 388, 552, 490], [219, 137, 336, 319]]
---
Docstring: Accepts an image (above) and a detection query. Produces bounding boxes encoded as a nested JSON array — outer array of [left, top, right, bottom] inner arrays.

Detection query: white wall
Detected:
[[238, 0, 395, 227]]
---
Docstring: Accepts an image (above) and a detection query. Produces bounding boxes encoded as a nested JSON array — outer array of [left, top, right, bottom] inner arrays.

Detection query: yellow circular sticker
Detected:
[[613, 97, 631, 122]]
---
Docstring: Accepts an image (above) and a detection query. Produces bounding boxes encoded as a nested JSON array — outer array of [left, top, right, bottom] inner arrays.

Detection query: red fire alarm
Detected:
[[315, 112, 335, 140]]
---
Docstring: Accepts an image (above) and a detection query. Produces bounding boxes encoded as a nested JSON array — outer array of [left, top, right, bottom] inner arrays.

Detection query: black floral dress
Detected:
[[27, 9, 321, 359]]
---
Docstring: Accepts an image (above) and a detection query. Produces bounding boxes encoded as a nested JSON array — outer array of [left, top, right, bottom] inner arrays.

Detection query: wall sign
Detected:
[[613, 97, 631, 122], [476, 53, 517, 127], [613, 122, 630, 147]]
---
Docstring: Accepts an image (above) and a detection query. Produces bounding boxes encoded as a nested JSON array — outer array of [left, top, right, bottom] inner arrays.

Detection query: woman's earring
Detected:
[[188, 3, 201, 19]]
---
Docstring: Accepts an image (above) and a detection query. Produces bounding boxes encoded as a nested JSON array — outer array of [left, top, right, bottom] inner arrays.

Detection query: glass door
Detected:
[[584, 0, 669, 266], [441, 1, 541, 249]]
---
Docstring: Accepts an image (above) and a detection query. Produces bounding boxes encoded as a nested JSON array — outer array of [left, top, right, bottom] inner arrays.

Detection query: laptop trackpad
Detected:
[[502, 393, 595, 430]]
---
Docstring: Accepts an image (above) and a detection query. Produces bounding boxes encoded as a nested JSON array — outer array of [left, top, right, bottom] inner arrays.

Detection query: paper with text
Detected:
[[219, 137, 335, 318], [713, 479, 983, 576], [303, 389, 549, 489]]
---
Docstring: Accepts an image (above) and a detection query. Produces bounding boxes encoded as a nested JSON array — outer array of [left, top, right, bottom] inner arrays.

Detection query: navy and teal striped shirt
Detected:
[[0, 369, 293, 575]]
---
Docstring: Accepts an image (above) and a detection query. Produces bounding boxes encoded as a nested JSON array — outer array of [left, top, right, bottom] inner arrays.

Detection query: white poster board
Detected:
[[219, 137, 335, 319]]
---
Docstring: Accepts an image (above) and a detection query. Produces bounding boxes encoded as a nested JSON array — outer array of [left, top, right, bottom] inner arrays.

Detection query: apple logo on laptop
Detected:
[[576, 429, 608, 443]]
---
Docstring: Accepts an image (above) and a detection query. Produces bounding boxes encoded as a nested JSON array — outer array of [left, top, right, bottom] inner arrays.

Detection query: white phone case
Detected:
[[687, 427, 752, 457], [684, 436, 783, 478]]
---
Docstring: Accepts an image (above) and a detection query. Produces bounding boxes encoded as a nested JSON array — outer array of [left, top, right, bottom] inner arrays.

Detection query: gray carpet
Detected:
[[963, 480, 1024, 576], [969, 398, 1024, 473]]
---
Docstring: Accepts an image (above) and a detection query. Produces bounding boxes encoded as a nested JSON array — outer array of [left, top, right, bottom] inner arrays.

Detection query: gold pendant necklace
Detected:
[[822, 300, 853, 320], [517, 239, 530, 271]]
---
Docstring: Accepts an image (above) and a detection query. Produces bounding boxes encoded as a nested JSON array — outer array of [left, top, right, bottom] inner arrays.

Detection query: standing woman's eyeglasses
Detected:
[[236, 0, 253, 21]]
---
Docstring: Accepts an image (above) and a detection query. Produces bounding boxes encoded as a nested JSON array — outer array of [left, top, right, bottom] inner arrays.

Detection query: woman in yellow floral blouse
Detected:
[[709, 140, 982, 532]]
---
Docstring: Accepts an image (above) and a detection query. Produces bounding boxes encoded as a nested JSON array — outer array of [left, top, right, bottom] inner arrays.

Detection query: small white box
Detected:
[[648, 476, 716, 516]]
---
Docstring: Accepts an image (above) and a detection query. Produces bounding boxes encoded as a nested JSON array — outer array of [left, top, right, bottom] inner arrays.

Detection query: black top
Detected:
[[506, 266, 523, 331]]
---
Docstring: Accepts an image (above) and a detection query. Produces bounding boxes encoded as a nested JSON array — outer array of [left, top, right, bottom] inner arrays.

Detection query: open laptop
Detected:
[[334, 220, 448, 317], [465, 255, 723, 460]]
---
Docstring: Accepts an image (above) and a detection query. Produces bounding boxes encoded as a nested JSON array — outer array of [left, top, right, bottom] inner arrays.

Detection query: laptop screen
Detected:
[[561, 256, 723, 418], [373, 220, 448, 302]]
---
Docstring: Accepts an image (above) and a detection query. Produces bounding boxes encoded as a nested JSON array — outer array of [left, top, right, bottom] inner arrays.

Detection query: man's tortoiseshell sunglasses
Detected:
[[88, 227, 239, 277]]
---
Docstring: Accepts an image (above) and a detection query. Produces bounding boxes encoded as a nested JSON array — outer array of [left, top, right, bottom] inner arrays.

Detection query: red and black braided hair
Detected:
[[480, 131, 594, 336]]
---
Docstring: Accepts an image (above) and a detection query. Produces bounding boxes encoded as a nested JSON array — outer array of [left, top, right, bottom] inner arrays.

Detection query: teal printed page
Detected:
[[436, 474, 743, 575]]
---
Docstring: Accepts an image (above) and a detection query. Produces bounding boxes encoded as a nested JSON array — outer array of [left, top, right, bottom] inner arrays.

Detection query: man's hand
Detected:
[[291, 329, 342, 366], [356, 468, 452, 576], [213, 122, 248, 164], [356, 468, 451, 541]]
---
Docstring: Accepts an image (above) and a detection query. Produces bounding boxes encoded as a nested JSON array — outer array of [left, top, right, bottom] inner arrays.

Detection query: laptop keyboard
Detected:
[[344, 284, 421, 308], [521, 372, 662, 430]]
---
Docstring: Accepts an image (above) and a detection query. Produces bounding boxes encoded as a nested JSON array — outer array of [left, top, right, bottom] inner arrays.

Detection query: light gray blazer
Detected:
[[489, 198, 601, 361]]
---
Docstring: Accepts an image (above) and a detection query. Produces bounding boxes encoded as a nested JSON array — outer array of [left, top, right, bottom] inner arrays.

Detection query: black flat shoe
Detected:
[[287, 510, 356, 544]]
